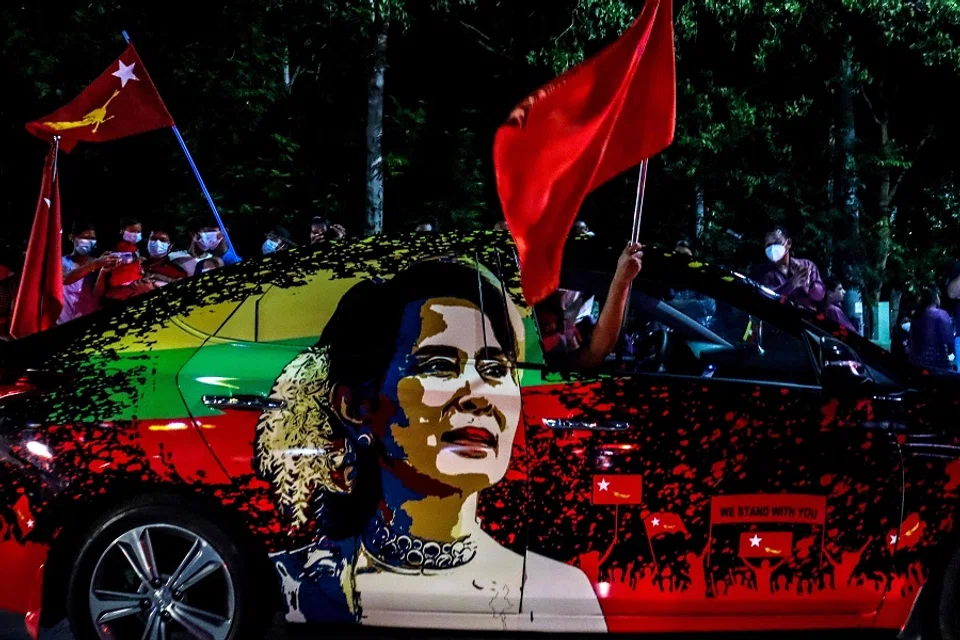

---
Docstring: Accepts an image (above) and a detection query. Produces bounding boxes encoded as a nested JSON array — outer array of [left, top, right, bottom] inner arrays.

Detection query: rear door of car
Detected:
[[500, 245, 901, 631]]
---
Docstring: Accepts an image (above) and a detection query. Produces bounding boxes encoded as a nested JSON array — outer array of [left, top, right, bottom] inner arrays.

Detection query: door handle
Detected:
[[202, 394, 286, 411], [542, 418, 631, 431]]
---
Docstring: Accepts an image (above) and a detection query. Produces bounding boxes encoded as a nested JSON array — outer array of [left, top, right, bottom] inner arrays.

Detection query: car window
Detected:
[[659, 287, 817, 386], [543, 268, 818, 387]]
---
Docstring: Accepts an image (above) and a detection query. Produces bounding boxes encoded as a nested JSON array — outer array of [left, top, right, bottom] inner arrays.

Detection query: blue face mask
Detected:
[[262, 239, 280, 255], [74, 239, 96, 255]]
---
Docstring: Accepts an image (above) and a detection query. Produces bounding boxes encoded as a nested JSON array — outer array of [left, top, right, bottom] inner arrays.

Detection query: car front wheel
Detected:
[[66, 499, 264, 640]]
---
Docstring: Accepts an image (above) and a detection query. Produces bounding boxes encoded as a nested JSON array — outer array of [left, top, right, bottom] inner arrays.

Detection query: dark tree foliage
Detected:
[[3, 0, 960, 326]]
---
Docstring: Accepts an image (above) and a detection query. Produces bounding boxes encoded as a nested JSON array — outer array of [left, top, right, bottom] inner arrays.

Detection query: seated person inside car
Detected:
[[536, 242, 643, 370]]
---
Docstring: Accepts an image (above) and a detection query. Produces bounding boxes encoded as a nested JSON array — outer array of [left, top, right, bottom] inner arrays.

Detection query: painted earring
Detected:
[[357, 432, 374, 448]]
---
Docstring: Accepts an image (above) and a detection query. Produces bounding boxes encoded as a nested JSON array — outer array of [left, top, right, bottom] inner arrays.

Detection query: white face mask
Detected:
[[765, 244, 787, 263], [902, 321, 911, 332], [123, 230, 142, 244], [198, 231, 220, 251], [262, 239, 279, 255], [147, 240, 170, 258], [74, 238, 96, 255]]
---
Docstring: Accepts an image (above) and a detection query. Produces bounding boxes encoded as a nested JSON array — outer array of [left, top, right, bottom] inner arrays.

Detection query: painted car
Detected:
[[0, 229, 957, 640]]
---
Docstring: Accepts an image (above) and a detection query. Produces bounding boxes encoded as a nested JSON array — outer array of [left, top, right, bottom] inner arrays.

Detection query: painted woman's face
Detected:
[[376, 297, 521, 494]]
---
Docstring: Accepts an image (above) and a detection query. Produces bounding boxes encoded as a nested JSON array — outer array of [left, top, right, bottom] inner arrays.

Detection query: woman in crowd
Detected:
[[909, 287, 955, 372], [103, 218, 150, 302], [170, 218, 231, 276], [262, 225, 296, 255], [142, 225, 187, 286], [59, 221, 119, 324]]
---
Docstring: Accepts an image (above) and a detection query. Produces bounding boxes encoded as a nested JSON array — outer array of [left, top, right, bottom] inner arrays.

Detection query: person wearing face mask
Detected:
[[760, 226, 825, 309], [170, 218, 238, 276], [262, 226, 296, 255], [59, 221, 120, 324], [173, 217, 241, 271], [105, 218, 146, 298], [117, 218, 143, 248], [891, 300, 916, 362], [142, 226, 187, 286]]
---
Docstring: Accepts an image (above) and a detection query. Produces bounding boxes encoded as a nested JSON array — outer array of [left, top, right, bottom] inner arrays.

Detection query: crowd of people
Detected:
[[544, 220, 960, 374], [0, 213, 956, 375], [0, 215, 348, 336]]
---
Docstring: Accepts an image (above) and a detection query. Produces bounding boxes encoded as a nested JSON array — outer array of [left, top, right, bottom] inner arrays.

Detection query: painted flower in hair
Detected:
[[256, 346, 355, 526]]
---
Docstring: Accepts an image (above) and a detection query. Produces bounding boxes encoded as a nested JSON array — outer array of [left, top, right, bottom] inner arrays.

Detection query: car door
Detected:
[[181, 244, 529, 626], [505, 250, 901, 632]]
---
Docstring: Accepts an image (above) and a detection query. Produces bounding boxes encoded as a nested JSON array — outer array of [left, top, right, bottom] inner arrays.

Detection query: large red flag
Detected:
[[494, 0, 675, 303], [26, 44, 174, 153], [10, 147, 63, 338]]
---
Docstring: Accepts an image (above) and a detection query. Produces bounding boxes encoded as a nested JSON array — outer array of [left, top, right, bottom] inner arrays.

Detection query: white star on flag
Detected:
[[112, 60, 139, 88], [26, 519, 34, 529], [651, 517, 660, 527], [597, 478, 610, 492], [890, 534, 898, 545], [749, 534, 762, 547]]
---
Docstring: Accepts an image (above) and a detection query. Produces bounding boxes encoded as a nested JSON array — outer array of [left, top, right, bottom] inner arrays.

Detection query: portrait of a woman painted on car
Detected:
[[255, 258, 604, 629]]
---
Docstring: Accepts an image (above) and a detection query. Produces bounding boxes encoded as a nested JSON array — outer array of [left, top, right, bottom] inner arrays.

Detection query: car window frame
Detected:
[[519, 264, 826, 390]]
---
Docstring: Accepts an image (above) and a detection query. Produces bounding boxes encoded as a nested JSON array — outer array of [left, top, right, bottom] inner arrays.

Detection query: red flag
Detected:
[[888, 512, 925, 551], [644, 512, 688, 538], [738, 531, 793, 559], [493, 0, 675, 303], [592, 474, 643, 505], [10, 148, 63, 338], [12, 495, 36, 538], [26, 44, 174, 153]]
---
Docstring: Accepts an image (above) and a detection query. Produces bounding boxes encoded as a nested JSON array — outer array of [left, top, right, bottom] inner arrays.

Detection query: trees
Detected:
[[2, 0, 960, 313]]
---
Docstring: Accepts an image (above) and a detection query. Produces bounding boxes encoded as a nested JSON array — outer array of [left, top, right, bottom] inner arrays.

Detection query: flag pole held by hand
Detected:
[[631, 160, 649, 244], [619, 159, 649, 358]]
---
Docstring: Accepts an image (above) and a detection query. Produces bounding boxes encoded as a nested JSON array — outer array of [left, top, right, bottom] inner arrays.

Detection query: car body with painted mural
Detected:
[[0, 230, 957, 640]]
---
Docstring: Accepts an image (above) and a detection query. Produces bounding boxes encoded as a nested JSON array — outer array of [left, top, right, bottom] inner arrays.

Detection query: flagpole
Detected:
[[51, 135, 60, 181], [631, 160, 648, 244], [121, 30, 238, 259], [38, 135, 61, 331], [617, 161, 648, 361]]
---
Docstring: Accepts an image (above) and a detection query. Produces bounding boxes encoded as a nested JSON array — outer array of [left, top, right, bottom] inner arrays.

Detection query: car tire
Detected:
[[940, 546, 960, 640], [66, 497, 269, 640]]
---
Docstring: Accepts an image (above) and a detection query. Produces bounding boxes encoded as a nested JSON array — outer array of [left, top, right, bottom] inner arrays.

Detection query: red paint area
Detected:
[[0, 517, 48, 637], [521, 379, 918, 630]]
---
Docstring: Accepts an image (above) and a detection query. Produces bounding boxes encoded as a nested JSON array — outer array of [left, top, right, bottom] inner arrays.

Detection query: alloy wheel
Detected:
[[88, 523, 236, 640]]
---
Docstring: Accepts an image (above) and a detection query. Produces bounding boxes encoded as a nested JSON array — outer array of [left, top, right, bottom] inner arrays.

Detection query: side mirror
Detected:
[[820, 338, 872, 393]]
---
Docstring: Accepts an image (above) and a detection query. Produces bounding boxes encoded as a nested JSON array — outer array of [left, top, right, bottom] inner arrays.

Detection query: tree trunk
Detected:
[[364, 4, 388, 236], [837, 48, 860, 235], [694, 178, 705, 240], [866, 110, 894, 341], [836, 44, 869, 334]]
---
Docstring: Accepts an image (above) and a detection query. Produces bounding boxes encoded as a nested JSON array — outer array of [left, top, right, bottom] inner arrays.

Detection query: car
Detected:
[[0, 229, 957, 640]]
